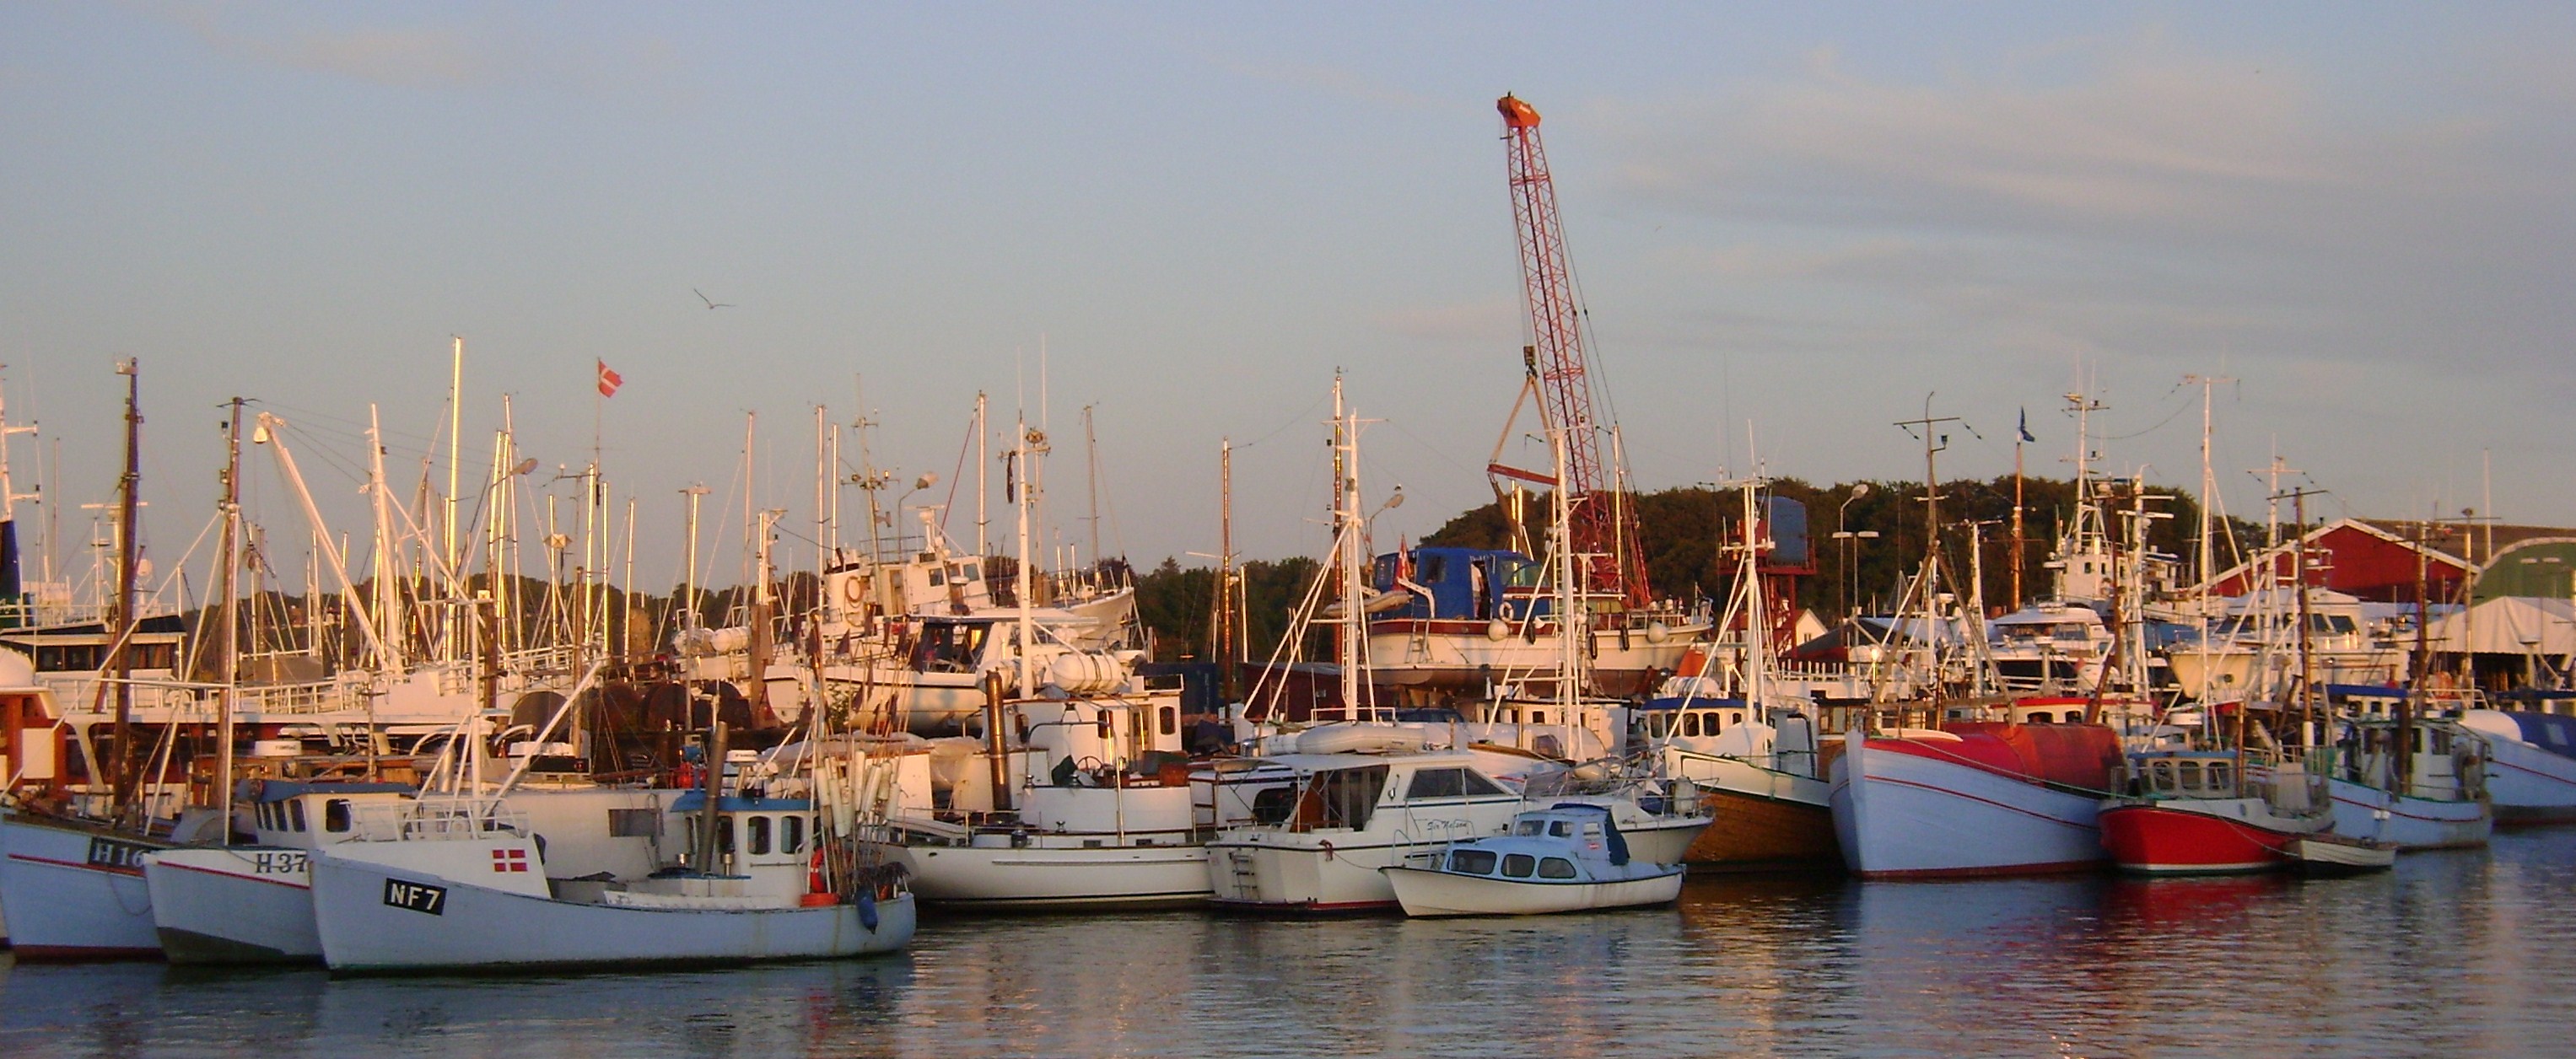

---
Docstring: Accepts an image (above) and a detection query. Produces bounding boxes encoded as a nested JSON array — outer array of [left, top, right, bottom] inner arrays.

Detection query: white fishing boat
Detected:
[[877, 687, 1211, 910], [2313, 715, 2492, 850], [2457, 707, 2576, 825], [310, 784, 913, 973], [0, 811, 174, 959], [1204, 747, 1532, 913], [140, 780, 412, 963], [1830, 722, 2125, 879], [1381, 805, 1684, 917]]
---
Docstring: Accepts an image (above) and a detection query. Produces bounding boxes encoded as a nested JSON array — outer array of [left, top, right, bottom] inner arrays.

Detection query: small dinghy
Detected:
[[1380, 804, 1684, 917], [2289, 832, 2396, 875]]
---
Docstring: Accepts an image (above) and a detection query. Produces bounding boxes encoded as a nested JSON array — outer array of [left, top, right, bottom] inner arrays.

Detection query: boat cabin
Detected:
[[666, 792, 822, 899], [1200, 751, 1520, 836], [1427, 805, 1634, 880], [1370, 547, 1548, 622]]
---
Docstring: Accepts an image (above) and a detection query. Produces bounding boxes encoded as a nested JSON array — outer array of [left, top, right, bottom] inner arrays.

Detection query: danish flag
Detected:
[[597, 359, 624, 398], [491, 848, 530, 873]]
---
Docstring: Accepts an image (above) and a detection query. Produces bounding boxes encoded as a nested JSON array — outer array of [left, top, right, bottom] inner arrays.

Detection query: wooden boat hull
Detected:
[[2098, 803, 2303, 875], [311, 853, 914, 972], [2291, 834, 2396, 874], [0, 814, 168, 960], [1381, 864, 1684, 917], [1682, 783, 1837, 869], [142, 847, 319, 964]]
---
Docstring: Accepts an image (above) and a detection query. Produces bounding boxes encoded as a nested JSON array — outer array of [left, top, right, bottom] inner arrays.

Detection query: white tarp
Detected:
[[2424, 596, 2576, 654]]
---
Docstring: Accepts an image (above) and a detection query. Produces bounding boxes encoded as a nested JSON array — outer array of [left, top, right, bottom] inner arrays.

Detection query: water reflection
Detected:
[[1, 831, 2569, 1056]]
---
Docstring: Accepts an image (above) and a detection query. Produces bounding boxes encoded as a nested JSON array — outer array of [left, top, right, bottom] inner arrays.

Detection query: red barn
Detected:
[[2201, 519, 2471, 604]]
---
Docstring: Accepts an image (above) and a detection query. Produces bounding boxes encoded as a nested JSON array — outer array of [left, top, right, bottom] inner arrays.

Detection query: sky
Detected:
[[3, 3, 2573, 603]]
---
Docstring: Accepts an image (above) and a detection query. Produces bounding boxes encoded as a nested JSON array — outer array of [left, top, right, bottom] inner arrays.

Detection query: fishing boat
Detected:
[[139, 780, 412, 963], [2313, 713, 2492, 850], [1380, 804, 1684, 917], [1830, 721, 2124, 879], [2456, 707, 2576, 825], [309, 769, 913, 972], [876, 686, 1211, 910], [2097, 748, 2332, 874]]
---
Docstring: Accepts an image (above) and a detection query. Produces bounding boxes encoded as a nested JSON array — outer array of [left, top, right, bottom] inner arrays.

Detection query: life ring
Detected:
[[841, 577, 866, 605]]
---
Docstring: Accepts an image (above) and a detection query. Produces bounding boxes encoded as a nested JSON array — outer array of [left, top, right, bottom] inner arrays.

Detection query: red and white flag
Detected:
[[596, 359, 624, 398]]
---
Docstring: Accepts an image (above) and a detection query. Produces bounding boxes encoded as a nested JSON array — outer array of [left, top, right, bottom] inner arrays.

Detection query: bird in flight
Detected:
[[693, 288, 735, 309]]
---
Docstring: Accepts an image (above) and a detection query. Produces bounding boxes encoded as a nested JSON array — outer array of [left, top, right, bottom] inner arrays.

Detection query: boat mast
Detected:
[[1013, 409, 1046, 700], [0, 368, 36, 627], [214, 397, 245, 841], [1330, 374, 1369, 720], [108, 359, 141, 820]]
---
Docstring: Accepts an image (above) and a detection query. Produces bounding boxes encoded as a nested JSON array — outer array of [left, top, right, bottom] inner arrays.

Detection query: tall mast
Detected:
[[108, 359, 141, 818], [213, 396, 245, 841], [1328, 374, 1372, 719], [445, 336, 464, 646], [1217, 437, 1238, 699], [1013, 412, 1045, 699], [975, 391, 989, 558], [1083, 404, 1102, 572]]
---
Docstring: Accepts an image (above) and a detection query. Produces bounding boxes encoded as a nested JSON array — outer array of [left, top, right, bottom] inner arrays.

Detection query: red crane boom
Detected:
[[1498, 94, 1650, 608]]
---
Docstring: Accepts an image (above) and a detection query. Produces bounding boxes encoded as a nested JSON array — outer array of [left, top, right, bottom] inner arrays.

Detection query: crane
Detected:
[[1492, 94, 1651, 610]]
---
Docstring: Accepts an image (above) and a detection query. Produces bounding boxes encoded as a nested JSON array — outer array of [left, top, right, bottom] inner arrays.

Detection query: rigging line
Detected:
[[2106, 392, 2196, 441], [1376, 416, 1479, 478], [1233, 390, 1332, 450]]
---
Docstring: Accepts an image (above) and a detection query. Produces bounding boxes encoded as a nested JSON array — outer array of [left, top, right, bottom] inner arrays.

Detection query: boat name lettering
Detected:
[[85, 836, 154, 871], [252, 851, 309, 875], [383, 879, 448, 916]]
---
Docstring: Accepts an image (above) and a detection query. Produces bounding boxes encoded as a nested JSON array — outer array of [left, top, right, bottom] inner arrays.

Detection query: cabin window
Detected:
[[1549, 820, 1575, 838], [1730, 712, 1745, 727], [256, 803, 272, 830], [608, 809, 658, 837], [717, 817, 736, 853], [324, 799, 352, 833], [1420, 556, 1447, 583], [2430, 730, 2451, 755], [784, 815, 805, 854], [288, 799, 307, 832], [748, 815, 773, 855], [2149, 760, 2177, 793], [1681, 714, 1701, 738], [1538, 857, 1577, 879], [1501, 853, 1536, 879], [2029, 712, 2054, 724], [1407, 769, 1467, 800], [1583, 821, 1603, 836], [1160, 707, 1178, 737], [1515, 820, 1544, 836], [1449, 849, 1498, 874], [2205, 762, 2234, 795], [927, 567, 946, 587], [2177, 761, 2204, 793], [1459, 771, 1508, 797], [1532, 710, 1548, 725]]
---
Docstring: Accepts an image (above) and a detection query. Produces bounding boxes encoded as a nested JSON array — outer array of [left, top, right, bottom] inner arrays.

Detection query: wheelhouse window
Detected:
[[288, 799, 308, 832], [1501, 853, 1536, 879], [1449, 848, 1498, 874], [747, 815, 773, 855], [1549, 820, 1574, 838], [1405, 766, 1511, 801], [2205, 762, 2234, 795], [1538, 857, 1577, 879], [2177, 761, 2204, 793], [324, 798, 352, 833], [783, 815, 805, 854]]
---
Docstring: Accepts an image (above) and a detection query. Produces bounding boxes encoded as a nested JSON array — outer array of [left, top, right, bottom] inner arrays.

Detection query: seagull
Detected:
[[693, 288, 735, 310]]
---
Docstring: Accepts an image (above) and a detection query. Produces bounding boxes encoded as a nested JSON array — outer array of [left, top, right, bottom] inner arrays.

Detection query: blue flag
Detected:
[[2017, 408, 2036, 443]]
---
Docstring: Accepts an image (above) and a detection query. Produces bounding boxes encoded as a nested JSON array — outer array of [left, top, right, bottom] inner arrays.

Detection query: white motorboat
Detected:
[[1382, 805, 1685, 917], [2289, 831, 2397, 874]]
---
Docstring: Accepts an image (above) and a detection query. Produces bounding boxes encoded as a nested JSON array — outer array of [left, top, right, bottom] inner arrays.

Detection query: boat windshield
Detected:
[[1447, 848, 1498, 874]]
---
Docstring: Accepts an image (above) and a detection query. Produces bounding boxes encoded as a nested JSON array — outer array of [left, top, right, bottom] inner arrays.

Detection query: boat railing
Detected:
[[348, 798, 527, 842]]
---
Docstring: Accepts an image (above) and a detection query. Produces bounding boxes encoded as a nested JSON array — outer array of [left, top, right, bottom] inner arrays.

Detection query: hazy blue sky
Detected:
[[4, 3, 2572, 599]]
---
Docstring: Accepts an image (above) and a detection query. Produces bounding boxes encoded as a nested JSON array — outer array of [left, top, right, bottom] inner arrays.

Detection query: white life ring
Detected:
[[840, 577, 866, 605]]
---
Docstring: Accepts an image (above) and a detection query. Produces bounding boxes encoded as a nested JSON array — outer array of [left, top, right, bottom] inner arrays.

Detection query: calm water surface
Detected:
[[4, 829, 2572, 1057]]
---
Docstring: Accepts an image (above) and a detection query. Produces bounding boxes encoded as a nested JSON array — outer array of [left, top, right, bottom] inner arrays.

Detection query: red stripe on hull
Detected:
[[2099, 804, 2297, 875]]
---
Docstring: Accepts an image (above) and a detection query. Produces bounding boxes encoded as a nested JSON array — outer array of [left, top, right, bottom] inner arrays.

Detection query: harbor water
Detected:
[[4, 829, 2570, 1057]]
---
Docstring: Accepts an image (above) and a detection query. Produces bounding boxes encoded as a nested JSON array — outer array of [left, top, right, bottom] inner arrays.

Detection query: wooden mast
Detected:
[[108, 359, 141, 820]]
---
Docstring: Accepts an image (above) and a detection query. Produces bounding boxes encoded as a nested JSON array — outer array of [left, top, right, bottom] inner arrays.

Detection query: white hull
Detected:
[[893, 840, 1210, 909], [1365, 621, 1703, 695], [2325, 779, 2492, 850], [1382, 864, 1684, 917], [1830, 734, 2107, 879], [2165, 646, 2405, 701], [0, 814, 166, 959], [311, 853, 914, 972], [2460, 712, 2576, 825], [142, 847, 319, 963], [1208, 834, 1420, 912]]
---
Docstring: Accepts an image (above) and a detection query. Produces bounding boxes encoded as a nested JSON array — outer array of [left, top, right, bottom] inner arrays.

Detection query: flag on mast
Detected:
[[597, 360, 624, 398], [2017, 407, 2035, 443]]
